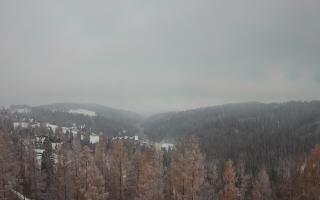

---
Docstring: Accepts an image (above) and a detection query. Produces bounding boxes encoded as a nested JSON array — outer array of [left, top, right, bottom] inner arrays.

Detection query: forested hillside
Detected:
[[1, 101, 320, 199], [10, 103, 142, 136], [8, 101, 320, 175], [143, 101, 320, 173], [1, 130, 320, 200]]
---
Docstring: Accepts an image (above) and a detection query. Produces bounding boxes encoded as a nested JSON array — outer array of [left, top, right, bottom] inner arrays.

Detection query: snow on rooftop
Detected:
[[161, 143, 174, 150], [112, 136, 139, 141], [90, 135, 99, 144], [69, 109, 96, 117], [72, 129, 78, 135], [35, 149, 44, 166], [46, 123, 58, 132], [61, 127, 69, 134], [31, 122, 40, 128], [155, 142, 175, 151], [61, 126, 78, 135], [35, 149, 44, 154], [52, 143, 61, 150]]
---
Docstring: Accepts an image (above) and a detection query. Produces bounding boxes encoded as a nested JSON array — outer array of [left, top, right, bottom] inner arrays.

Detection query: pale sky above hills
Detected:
[[0, 0, 320, 112]]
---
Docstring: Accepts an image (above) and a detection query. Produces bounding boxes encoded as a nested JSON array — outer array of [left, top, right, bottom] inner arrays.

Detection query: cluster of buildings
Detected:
[[111, 135, 174, 151], [155, 142, 175, 151], [13, 118, 41, 129], [11, 116, 175, 168]]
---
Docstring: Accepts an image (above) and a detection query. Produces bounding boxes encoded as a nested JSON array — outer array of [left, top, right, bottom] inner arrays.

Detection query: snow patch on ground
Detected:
[[11, 189, 31, 200], [69, 109, 96, 117]]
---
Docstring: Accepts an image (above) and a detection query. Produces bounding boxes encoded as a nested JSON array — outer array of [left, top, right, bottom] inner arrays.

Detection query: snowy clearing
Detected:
[[69, 109, 96, 117]]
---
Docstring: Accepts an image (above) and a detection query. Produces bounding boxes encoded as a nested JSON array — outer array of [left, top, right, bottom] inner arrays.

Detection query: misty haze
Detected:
[[0, 1, 320, 200]]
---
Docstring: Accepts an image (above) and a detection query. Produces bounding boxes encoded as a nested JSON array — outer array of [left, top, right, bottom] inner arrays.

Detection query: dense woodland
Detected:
[[143, 101, 320, 173], [1, 101, 320, 199], [0, 129, 320, 200]]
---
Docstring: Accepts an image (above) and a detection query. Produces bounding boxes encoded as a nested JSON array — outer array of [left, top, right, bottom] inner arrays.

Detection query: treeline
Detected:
[[1, 131, 320, 200]]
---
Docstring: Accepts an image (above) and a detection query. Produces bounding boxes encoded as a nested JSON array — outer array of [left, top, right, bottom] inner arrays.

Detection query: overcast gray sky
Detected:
[[0, 0, 320, 113]]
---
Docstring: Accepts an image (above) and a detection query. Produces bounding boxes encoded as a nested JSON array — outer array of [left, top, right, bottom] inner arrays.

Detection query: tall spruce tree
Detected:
[[78, 146, 108, 200], [296, 144, 320, 199], [136, 146, 164, 200], [41, 137, 55, 199], [251, 167, 272, 200], [220, 160, 239, 200], [0, 132, 19, 200], [110, 140, 130, 200], [171, 135, 205, 200]]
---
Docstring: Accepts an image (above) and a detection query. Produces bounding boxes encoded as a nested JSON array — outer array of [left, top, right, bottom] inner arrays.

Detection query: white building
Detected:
[[13, 122, 29, 129]]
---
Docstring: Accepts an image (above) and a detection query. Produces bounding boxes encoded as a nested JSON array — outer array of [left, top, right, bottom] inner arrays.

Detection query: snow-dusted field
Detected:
[[11, 108, 31, 114], [69, 109, 96, 117]]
